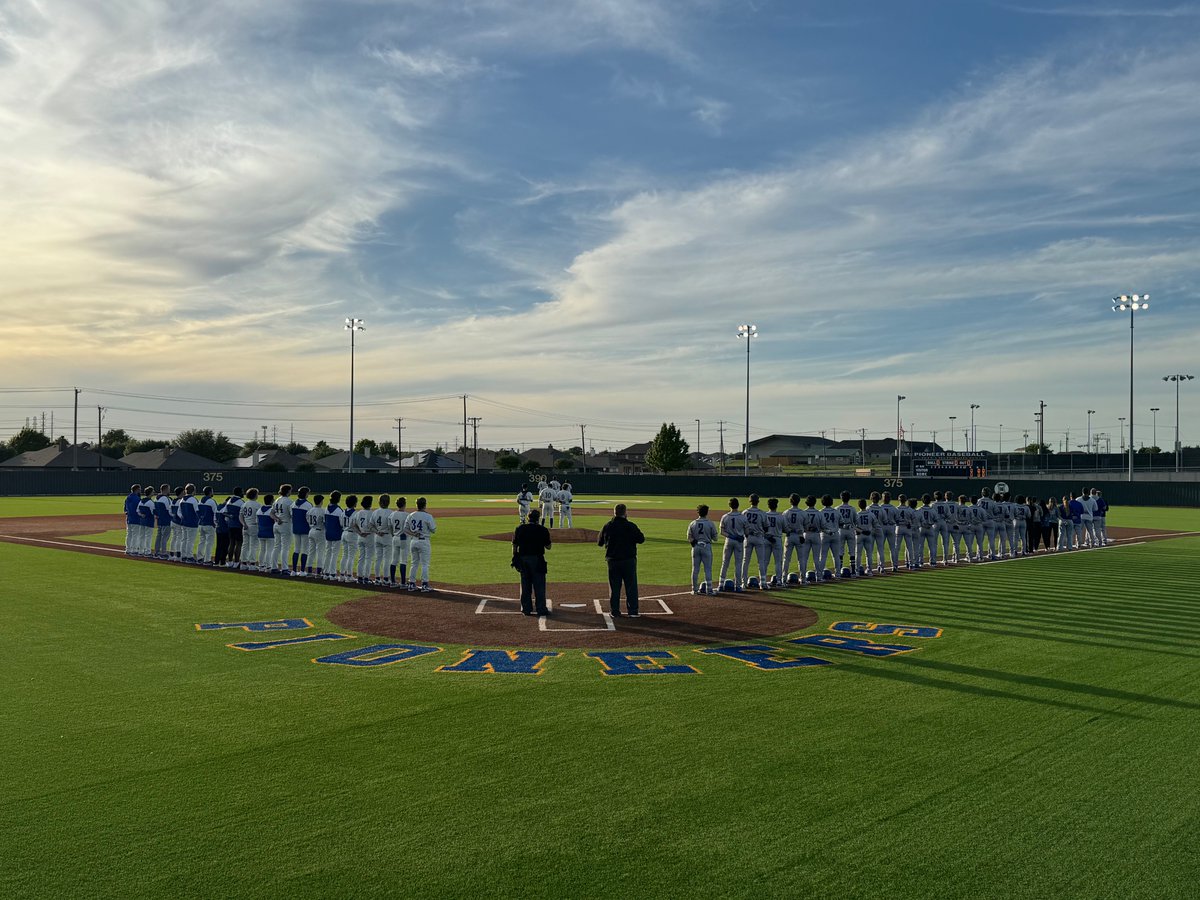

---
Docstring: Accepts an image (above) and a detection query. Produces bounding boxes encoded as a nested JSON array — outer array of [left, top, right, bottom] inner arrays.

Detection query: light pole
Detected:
[[1163, 374, 1194, 471], [1150, 407, 1160, 450], [1086, 409, 1095, 459], [970, 404, 980, 452], [896, 395, 906, 476], [948, 416, 956, 451], [737, 324, 757, 476], [998, 424, 1003, 472], [695, 418, 701, 460], [345, 317, 364, 473], [1118, 417, 1125, 456], [1113, 294, 1148, 481]]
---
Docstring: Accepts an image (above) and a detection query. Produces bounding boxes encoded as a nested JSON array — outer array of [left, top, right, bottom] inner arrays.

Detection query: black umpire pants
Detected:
[[228, 527, 243, 563], [214, 531, 230, 566], [518, 555, 549, 616], [607, 557, 638, 616]]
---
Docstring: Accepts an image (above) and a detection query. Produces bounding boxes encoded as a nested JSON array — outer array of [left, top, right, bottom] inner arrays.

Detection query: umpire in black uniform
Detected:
[[512, 509, 552, 616], [597, 503, 645, 617]]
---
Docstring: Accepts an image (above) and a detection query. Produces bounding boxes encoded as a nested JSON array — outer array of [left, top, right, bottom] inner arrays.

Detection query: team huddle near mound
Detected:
[[121, 483, 438, 591], [686, 487, 1112, 594], [515, 479, 574, 527]]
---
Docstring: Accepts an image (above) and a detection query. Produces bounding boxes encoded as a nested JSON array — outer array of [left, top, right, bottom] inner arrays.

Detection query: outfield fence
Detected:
[[3, 469, 1199, 507]]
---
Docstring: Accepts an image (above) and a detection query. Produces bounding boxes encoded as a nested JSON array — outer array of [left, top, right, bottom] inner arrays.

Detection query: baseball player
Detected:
[[371, 495, 392, 583], [516, 484, 533, 524], [930, 491, 952, 566], [866, 492, 887, 574], [538, 480, 556, 528], [389, 497, 410, 588], [224, 488, 245, 567], [718, 498, 747, 592], [686, 504, 718, 594], [992, 493, 1012, 558], [816, 495, 840, 579], [763, 498, 785, 587], [255, 493, 277, 572], [797, 496, 823, 582], [742, 494, 769, 589], [558, 483, 574, 528], [1077, 489, 1097, 547], [781, 494, 804, 582], [853, 500, 876, 576], [1092, 490, 1109, 544], [549, 478, 561, 523], [304, 493, 325, 576], [878, 492, 901, 572], [352, 496, 375, 583], [834, 491, 857, 576], [290, 486, 312, 575], [916, 494, 938, 567], [975, 487, 997, 560], [404, 497, 437, 592], [337, 495, 360, 582], [951, 494, 973, 563], [322, 491, 346, 579], [213, 493, 230, 566], [896, 497, 918, 569], [1057, 495, 1077, 550], [1012, 495, 1030, 555], [196, 486, 218, 564], [136, 486, 155, 557], [123, 484, 142, 556], [270, 484, 294, 575], [169, 487, 185, 561]]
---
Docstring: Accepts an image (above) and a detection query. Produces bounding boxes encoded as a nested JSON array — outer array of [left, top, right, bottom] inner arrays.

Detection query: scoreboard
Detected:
[[912, 451, 988, 478]]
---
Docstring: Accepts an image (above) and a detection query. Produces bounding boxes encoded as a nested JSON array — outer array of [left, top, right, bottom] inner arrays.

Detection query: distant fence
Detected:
[[2, 469, 1199, 507]]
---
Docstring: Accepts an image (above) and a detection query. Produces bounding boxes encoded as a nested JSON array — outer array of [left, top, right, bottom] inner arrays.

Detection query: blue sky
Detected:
[[1, 0, 1198, 454]]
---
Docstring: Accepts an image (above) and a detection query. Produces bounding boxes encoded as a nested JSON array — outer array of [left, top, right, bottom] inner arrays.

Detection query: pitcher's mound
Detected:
[[482, 528, 600, 543]]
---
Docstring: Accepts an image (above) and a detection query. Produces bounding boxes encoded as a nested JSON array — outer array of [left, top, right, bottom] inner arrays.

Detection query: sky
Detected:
[[1, 0, 1198, 456]]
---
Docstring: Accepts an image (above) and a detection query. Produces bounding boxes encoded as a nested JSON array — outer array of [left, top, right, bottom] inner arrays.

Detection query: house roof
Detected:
[[401, 450, 466, 470], [0, 445, 132, 469], [746, 434, 832, 448], [310, 450, 396, 471], [120, 447, 230, 470], [614, 442, 651, 456], [225, 449, 310, 469]]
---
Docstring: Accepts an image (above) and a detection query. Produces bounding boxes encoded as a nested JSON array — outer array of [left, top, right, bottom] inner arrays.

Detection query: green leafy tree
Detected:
[[554, 457, 575, 472], [175, 429, 240, 462], [354, 438, 380, 456], [645, 422, 691, 473], [99, 428, 133, 458], [1022, 442, 1052, 454], [310, 440, 338, 460], [125, 438, 169, 454], [243, 439, 280, 455], [519, 459, 541, 476], [377, 440, 397, 459], [284, 441, 310, 456], [1137, 445, 1162, 454], [496, 454, 521, 472], [7, 426, 52, 455]]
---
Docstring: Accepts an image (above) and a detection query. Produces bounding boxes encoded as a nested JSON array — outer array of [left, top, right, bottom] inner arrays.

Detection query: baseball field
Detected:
[[2, 493, 1198, 898]]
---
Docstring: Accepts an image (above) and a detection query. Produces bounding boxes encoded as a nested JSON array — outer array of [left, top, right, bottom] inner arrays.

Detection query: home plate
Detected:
[[539, 599, 614, 632]]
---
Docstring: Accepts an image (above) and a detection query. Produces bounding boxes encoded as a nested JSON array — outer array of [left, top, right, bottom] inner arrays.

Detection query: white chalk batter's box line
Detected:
[[472, 594, 674, 631]]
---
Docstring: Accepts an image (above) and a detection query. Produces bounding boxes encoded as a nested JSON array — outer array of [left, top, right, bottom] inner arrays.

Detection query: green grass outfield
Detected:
[[2, 497, 1199, 898]]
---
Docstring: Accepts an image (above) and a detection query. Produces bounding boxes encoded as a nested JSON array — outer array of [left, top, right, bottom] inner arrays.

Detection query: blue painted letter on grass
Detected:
[[697, 645, 833, 670], [198, 618, 313, 632], [437, 649, 559, 675], [229, 633, 350, 652], [586, 651, 700, 676], [315, 644, 441, 667], [788, 635, 916, 657], [829, 622, 942, 639]]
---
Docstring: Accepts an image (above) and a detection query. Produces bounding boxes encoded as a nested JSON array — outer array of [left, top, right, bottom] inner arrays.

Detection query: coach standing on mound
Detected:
[[597, 503, 645, 617], [512, 509, 552, 616]]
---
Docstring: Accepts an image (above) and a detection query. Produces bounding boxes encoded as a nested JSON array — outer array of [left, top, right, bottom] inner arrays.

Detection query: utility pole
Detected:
[[462, 395, 468, 474], [396, 418, 405, 473], [72, 387, 80, 470], [819, 430, 827, 470], [1037, 400, 1046, 449], [96, 406, 105, 471], [579, 425, 587, 474], [858, 427, 867, 466], [467, 416, 482, 474], [718, 420, 726, 474]]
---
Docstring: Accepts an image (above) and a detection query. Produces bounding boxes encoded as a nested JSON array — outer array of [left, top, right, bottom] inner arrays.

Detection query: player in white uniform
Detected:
[[1012, 496, 1030, 555], [718, 498, 747, 592], [304, 494, 324, 576], [389, 497, 410, 588], [896, 497, 918, 569], [557, 483, 574, 528], [853, 500, 876, 576], [951, 494, 973, 563], [197, 486, 219, 564], [405, 497, 437, 591], [538, 481, 556, 528], [686, 504, 719, 594], [238, 488, 261, 571], [976, 488, 999, 560], [878, 492, 901, 572], [866, 493, 887, 574], [763, 498, 785, 587], [1077, 491, 1097, 547], [834, 491, 857, 576], [816, 496, 840, 580], [549, 479, 562, 524], [352, 496, 375, 583], [930, 492, 952, 566], [1091, 490, 1109, 545], [742, 494, 769, 589], [781, 495, 805, 583], [370, 495, 393, 583], [516, 484, 533, 524], [968, 498, 986, 561], [796, 497, 823, 583], [337, 496, 360, 582], [916, 495, 938, 567], [270, 484, 294, 575]]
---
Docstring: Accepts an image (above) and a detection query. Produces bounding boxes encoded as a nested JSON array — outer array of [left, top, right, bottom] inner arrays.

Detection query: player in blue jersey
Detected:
[[196, 486, 219, 564], [123, 484, 142, 556], [290, 486, 312, 575]]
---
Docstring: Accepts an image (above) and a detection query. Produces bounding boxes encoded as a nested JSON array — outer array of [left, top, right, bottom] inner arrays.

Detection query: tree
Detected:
[[175, 429, 240, 462], [496, 454, 521, 472], [100, 428, 134, 458], [569, 446, 584, 456], [645, 422, 691, 473], [377, 440, 397, 459], [125, 438, 169, 454], [284, 441, 310, 456], [520, 460, 541, 476], [1137, 445, 1162, 454], [55, 435, 69, 451], [7, 426, 51, 455], [1022, 443, 1052, 454], [243, 439, 279, 454], [554, 457, 575, 472], [310, 440, 338, 460], [354, 438, 379, 456]]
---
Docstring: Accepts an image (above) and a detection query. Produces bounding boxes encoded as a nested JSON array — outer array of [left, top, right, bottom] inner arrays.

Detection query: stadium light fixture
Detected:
[[896, 395, 906, 476], [1112, 294, 1147, 481], [737, 324, 757, 476], [345, 317, 365, 473], [969, 403, 980, 452], [1163, 373, 1194, 471], [948, 415, 956, 451]]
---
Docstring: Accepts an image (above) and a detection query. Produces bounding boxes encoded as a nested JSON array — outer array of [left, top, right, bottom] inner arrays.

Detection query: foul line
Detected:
[[0, 534, 125, 554]]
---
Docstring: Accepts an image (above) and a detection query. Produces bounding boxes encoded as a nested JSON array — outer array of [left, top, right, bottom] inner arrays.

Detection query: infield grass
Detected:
[[1, 497, 1198, 898]]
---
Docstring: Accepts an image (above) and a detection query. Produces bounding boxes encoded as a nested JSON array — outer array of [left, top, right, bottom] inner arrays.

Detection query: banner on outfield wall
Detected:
[[2, 468, 1199, 507]]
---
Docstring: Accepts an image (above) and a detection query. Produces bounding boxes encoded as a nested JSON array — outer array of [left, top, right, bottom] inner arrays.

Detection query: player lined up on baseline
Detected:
[[122, 483, 438, 591], [516, 479, 574, 527], [684, 486, 1111, 594]]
